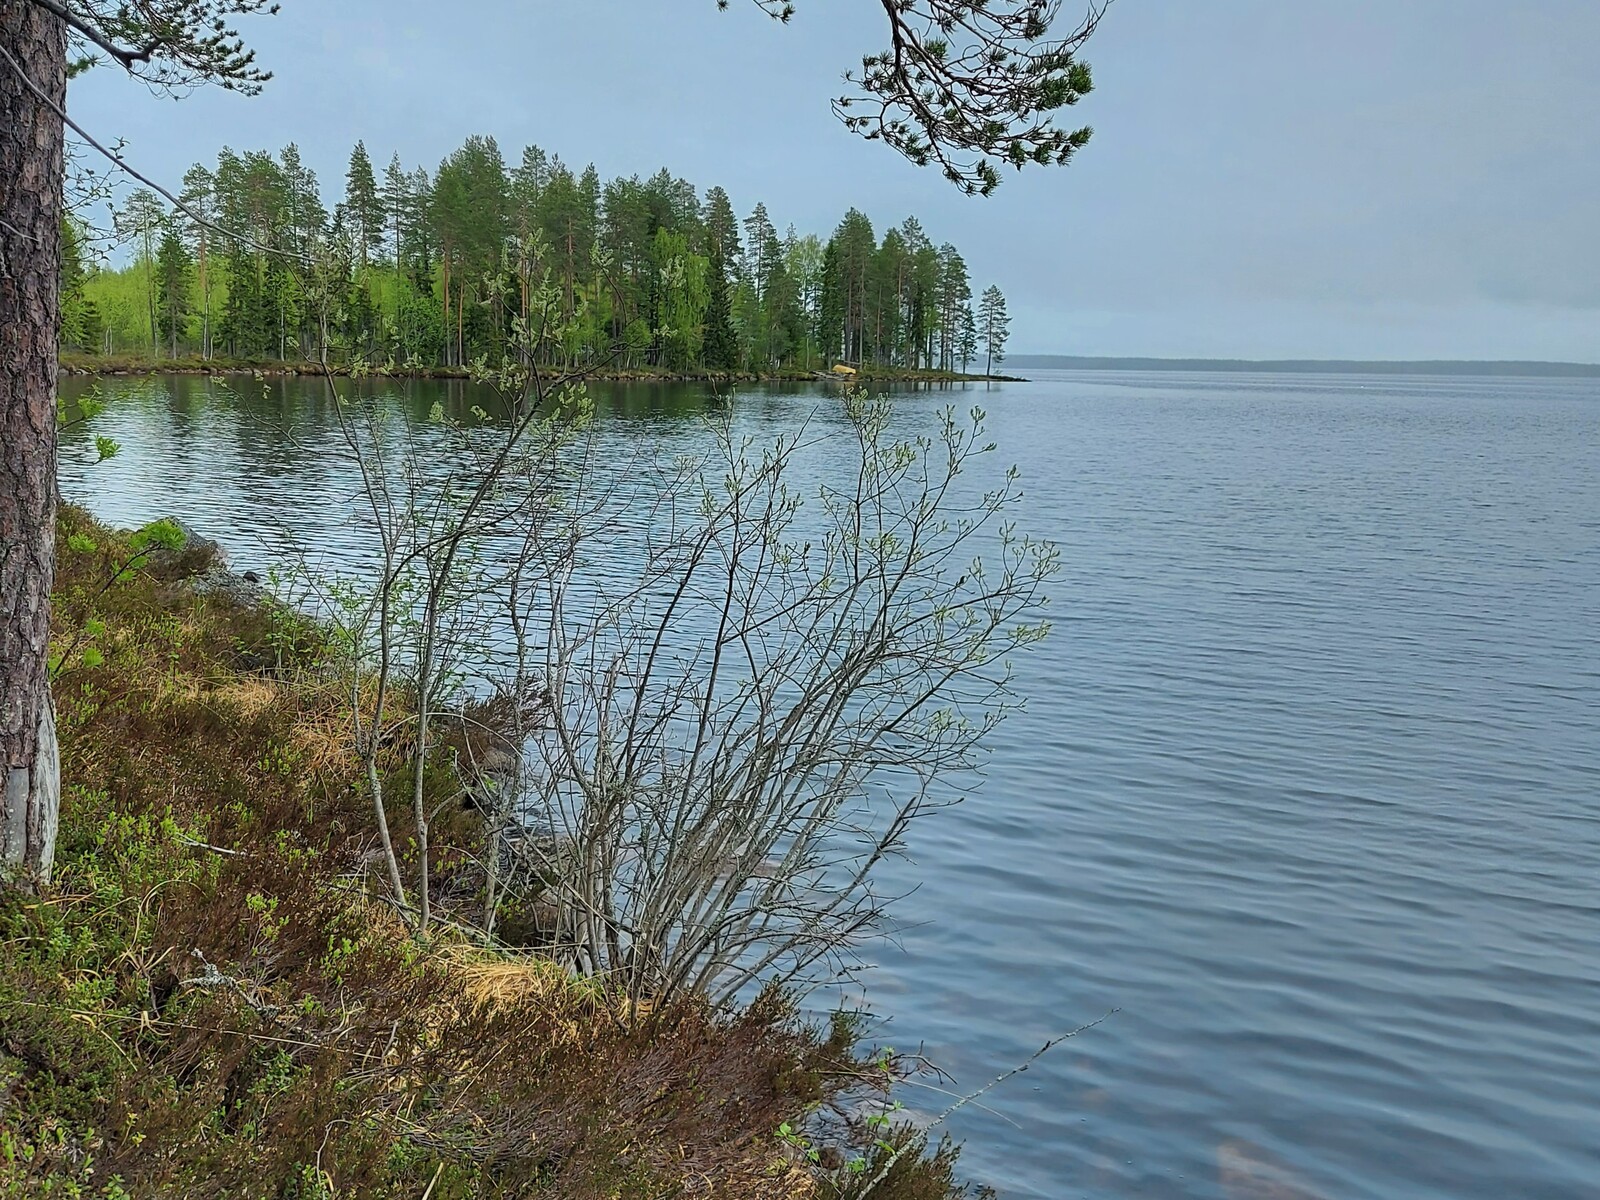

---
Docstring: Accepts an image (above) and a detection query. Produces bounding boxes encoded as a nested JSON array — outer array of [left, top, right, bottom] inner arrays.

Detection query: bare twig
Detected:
[[856, 1009, 1118, 1197]]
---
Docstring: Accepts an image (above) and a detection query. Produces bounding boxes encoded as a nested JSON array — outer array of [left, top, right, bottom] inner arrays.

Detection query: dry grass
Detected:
[[0, 508, 987, 1200]]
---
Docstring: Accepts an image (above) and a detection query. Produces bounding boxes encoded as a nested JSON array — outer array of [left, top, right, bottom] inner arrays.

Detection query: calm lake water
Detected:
[[58, 369, 1600, 1200]]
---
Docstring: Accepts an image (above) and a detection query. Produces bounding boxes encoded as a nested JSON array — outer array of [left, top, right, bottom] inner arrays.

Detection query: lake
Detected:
[[58, 368, 1600, 1200]]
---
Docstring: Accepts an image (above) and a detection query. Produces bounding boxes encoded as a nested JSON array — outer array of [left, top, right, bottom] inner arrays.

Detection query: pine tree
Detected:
[[180, 165, 217, 357], [977, 285, 1010, 376], [830, 209, 875, 364]]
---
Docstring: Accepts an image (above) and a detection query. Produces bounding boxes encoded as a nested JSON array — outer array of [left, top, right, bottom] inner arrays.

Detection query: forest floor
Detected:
[[0, 508, 988, 1200], [60, 352, 1028, 386]]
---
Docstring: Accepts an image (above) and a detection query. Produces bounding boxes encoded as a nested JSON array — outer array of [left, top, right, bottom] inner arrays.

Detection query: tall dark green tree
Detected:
[[957, 302, 978, 372], [741, 203, 784, 366], [58, 215, 99, 353], [703, 246, 739, 369], [432, 135, 509, 365], [154, 227, 195, 357], [701, 186, 743, 268], [215, 148, 291, 359], [340, 140, 385, 268], [936, 244, 971, 372], [540, 158, 597, 357], [817, 237, 845, 364], [829, 209, 876, 364]]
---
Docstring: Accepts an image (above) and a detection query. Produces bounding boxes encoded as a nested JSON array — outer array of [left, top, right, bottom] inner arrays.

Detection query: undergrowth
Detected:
[[0, 507, 987, 1199]]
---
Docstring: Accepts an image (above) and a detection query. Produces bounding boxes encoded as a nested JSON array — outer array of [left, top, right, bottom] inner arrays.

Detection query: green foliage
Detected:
[[977, 285, 1010, 375], [75, 136, 1006, 377], [703, 246, 739, 370], [155, 229, 196, 358], [820, 1130, 996, 1200], [59, 216, 103, 354], [56, 384, 120, 465]]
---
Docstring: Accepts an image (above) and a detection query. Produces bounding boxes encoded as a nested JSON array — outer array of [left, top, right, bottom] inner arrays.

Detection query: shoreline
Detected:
[[4, 506, 979, 1198], [60, 352, 1028, 386]]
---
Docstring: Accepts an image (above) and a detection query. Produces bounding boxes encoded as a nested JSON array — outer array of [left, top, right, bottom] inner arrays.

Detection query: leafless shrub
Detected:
[[495, 390, 1058, 1009], [300, 302, 1056, 1011]]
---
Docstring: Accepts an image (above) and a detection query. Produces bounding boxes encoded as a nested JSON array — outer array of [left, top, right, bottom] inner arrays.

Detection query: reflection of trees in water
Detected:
[[58, 375, 988, 579]]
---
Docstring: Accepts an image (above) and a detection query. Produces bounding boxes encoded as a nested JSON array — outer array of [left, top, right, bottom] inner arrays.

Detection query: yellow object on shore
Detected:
[[830, 363, 857, 376]]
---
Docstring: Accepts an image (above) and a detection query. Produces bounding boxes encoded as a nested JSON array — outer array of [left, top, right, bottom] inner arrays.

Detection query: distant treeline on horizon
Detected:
[[64, 136, 1012, 377], [1008, 355, 1600, 378]]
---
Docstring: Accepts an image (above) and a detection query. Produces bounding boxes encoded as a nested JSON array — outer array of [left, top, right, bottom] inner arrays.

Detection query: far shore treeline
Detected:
[[62, 137, 1012, 377]]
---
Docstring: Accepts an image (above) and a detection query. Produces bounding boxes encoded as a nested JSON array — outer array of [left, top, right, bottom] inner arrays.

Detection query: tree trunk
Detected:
[[199, 232, 211, 358], [0, 4, 66, 884]]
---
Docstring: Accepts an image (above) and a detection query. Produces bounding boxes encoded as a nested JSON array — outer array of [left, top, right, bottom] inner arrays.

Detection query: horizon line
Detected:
[[1008, 355, 1600, 377]]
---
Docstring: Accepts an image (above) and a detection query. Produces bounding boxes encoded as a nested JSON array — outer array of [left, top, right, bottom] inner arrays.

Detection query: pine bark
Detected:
[[0, 4, 66, 883]]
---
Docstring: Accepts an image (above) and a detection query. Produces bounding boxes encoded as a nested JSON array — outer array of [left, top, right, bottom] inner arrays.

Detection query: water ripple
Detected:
[[59, 369, 1600, 1200]]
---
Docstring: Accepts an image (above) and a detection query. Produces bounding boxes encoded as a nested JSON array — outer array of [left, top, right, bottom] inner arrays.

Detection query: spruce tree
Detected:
[[703, 246, 739, 370], [702, 186, 743, 268], [957, 303, 978, 373], [155, 227, 194, 358], [342, 140, 385, 268], [818, 238, 845, 364], [58, 215, 94, 353]]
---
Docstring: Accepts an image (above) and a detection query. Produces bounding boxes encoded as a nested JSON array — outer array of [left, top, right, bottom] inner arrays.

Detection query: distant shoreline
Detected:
[[1008, 355, 1600, 378], [59, 352, 1026, 386]]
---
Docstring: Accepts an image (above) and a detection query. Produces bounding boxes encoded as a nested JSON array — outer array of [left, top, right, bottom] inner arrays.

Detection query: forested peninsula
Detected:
[[61, 137, 1015, 381]]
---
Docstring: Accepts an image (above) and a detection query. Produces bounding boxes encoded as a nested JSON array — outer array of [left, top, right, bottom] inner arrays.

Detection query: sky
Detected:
[[65, 0, 1600, 361]]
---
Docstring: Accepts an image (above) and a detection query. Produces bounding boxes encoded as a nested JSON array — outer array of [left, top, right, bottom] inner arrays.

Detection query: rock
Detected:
[[169, 519, 229, 569], [188, 566, 269, 609], [145, 518, 229, 580], [145, 521, 283, 613]]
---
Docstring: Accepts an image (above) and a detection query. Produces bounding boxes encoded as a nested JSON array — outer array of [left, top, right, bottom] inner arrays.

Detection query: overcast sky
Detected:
[[66, 0, 1599, 361]]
